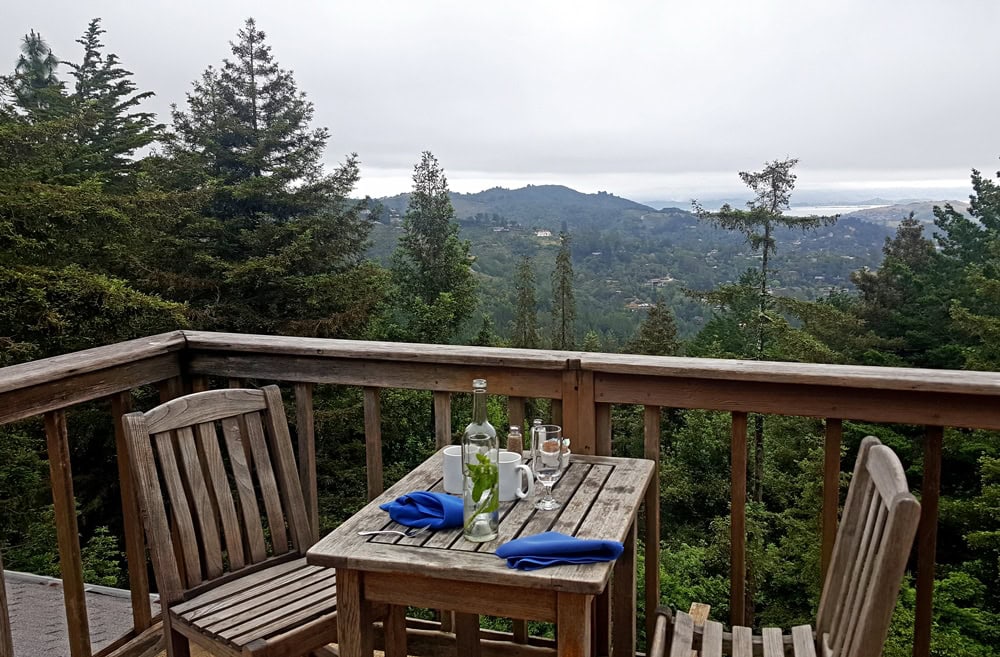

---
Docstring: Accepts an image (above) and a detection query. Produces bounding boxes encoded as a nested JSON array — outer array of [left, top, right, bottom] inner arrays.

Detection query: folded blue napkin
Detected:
[[495, 531, 624, 570], [379, 491, 463, 529]]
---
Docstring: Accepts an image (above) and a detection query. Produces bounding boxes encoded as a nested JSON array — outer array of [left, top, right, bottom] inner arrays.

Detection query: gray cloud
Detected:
[[2, 0, 997, 200]]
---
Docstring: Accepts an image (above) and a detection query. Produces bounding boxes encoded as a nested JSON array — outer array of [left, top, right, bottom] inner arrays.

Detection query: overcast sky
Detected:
[[3, 1, 998, 202]]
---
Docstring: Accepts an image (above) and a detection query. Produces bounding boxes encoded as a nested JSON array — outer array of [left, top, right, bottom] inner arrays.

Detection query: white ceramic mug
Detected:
[[498, 450, 533, 502], [442, 445, 464, 494]]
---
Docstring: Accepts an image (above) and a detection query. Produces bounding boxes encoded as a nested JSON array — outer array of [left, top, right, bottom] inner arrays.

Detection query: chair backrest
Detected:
[[124, 385, 315, 604], [815, 436, 921, 657]]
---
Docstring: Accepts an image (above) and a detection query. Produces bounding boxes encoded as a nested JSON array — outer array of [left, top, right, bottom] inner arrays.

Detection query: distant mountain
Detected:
[[378, 184, 654, 228], [841, 200, 970, 226]]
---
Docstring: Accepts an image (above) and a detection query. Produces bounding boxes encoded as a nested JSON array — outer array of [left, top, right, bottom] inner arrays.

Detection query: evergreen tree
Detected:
[[67, 18, 162, 187], [163, 17, 383, 336], [551, 230, 576, 349], [581, 330, 603, 352], [10, 30, 63, 115], [626, 297, 679, 356], [390, 151, 476, 343], [511, 255, 539, 348]]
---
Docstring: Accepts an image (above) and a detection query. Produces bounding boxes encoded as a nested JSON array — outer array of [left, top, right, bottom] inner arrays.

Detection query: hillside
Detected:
[[841, 200, 970, 225]]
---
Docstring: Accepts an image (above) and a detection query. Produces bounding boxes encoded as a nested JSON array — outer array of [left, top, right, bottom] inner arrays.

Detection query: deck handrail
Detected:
[[1, 330, 996, 657]]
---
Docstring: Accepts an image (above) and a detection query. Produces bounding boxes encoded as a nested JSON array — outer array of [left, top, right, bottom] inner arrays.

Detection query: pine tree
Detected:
[[10, 30, 63, 115], [627, 297, 679, 356], [390, 151, 476, 343], [551, 230, 576, 349], [162, 17, 383, 336], [511, 255, 539, 348], [581, 330, 602, 352], [67, 18, 162, 187]]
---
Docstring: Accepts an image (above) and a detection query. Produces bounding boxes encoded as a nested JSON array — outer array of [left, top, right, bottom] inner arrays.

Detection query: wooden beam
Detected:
[[643, 405, 661, 647], [913, 425, 943, 657], [730, 411, 748, 628], [0, 553, 12, 657], [294, 383, 319, 537], [434, 391, 452, 449], [364, 387, 384, 500], [45, 410, 92, 657], [822, 418, 843, 578], [507, 396, 526, 433], [111, 392, 152, 632], [595, 402, 612, 457]]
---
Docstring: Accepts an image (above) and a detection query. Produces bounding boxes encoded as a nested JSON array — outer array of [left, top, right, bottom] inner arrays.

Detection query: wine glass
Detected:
[[530, 424, 564, 510]]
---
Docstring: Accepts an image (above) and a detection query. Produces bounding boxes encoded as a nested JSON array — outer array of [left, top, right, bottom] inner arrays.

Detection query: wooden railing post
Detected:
[[434, 391, 452, 449], [0, 552, 12, 657], [822, 418, 843, 577], [643, 405, 661, 647], [45, 410, 92, 657], [913, 425, 943, 657], [595, 402, 612, 456], [364, 387, 384, 500], [731, 411, 748, 628], [294, 383, 319, 537], [111, 392, 152, 632], [561, 363, 596, 455], [507, 396, 526, 434]]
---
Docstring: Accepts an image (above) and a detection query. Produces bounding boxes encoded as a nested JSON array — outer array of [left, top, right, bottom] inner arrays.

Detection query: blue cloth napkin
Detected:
[[495, 531, 625, 570], [379, 491, 463, 529]]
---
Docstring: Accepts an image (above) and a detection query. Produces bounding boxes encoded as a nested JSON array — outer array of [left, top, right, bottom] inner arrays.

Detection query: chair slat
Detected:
[[841, 501, 889, 657], [175, 426, 224, 580], [173, 557, 307, 615], [667, 611, 693, 657], [731, 626, 753, 657], [154, 431, 203, 587], [262, 386, 314, 550], [762, 627, 783, 657], [791, 625, 817, 657], [145, 389, 266, 434], [221, 416, 268, 563], [245, 411, 289, 554], [220, 583, 335, 642], [188, 567, 331, 628], [833, 493, 885, 656], [204, 572, 334, 635], [701, 620, 723, 657], [196, 422, 245, 570], [829, 483, 877, 643]]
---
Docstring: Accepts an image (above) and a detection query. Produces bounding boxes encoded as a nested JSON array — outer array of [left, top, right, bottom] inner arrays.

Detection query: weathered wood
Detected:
[[188, 353, 565, 399], [435, 391, 453, 449], [0, 553, 12, 657], [611, 521, 637, 657], [0, 353, 182, 425], [822, 418, 843, 578], [294, 383, 319, 537], [595, 402, 612, 456], [157, 376, 185, 403], [195, 422, 245, 570], [94, 620, 164, 657], [557, 593, 592, 657], [244, 412, 290, 555], [220, 417, 267, 563], [336, 568, 372, 657], [364, 387, 385, 500], [455, 612, 482, 657], [508, 396, 526, 435], [261, 386, 314, 551], [562, 367, 596, 455], [595, 373, 1000, 431], [702, 620, 723, 657], [384, 605, 408, 657], [667, 610, 692, 657], [153, 429, 204, 587], [731, 411, 748, 627], [731, 625, 752, 657], [914, 426, 942, 657], [644, 405, 661, 645], [111, 392, 153, 631], [175, 426, 224, 579], [45, 410, 92, 657], [790, 624, 816, 657], [146, 389, 266, 434]]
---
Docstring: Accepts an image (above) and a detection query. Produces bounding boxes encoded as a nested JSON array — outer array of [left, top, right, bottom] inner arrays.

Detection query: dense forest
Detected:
[[1, 17, 999, 656]]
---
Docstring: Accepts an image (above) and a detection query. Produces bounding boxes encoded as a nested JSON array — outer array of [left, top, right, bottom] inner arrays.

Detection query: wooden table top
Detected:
[[307, 449, 654, 595]]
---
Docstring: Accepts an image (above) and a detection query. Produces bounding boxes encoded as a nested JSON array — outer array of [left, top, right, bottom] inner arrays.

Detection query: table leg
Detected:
[[454, 613, 481, 657], [558, 592, 593, 657], [336, 568, 373, 657], [611, 521, 637, 657], [384, 604, 407, 657], [595, 591, 610, 656]]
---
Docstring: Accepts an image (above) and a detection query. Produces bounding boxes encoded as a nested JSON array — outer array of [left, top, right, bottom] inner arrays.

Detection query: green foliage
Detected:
[[511, 255, 540, 348], [625, 296, 679, 356], [551, 230, 576, 349]]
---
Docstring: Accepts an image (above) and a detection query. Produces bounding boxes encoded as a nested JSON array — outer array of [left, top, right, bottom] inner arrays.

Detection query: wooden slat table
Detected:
[[307, 449, 654, 657]]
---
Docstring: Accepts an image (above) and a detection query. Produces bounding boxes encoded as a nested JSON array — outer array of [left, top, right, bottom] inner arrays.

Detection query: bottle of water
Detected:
[[462, 379, 498, 542]]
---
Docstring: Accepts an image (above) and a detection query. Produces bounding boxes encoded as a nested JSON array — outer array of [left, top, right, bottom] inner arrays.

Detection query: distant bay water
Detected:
[[784, 204, 889, 217]]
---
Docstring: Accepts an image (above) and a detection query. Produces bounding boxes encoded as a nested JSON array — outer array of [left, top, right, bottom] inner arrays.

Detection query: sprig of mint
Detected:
[[464, 452, 498, 530]]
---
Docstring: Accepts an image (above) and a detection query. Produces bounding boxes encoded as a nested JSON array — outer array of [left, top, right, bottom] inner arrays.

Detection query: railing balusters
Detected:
[[595, 402, 612, 456], [643, 405, 661, 647], [434, 391, 452, 449], [822, 418, 843, 577], [45, 410, 92, 657], [731, 411, 748, 627], [914, 425, 943, 657], [364, 387, 384, 500], [111, 391, 152, 632], [507, 396, 526, 434], [294, 383, 319, 537]]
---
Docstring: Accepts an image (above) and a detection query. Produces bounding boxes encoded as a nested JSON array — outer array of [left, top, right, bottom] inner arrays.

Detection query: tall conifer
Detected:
[[551, 230, 576, 349], [512, 255, 539, 348]]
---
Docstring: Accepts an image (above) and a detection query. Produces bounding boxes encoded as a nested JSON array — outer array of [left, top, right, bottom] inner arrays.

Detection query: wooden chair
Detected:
[[649, 436, 921, 657], [123, 386, 336, 657]]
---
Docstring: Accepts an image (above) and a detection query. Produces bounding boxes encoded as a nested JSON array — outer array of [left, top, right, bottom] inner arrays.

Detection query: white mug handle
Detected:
[[515, 464, 533, 499]]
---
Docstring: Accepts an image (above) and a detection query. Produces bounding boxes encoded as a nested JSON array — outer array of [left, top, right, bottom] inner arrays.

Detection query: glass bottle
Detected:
[[462, 379, 499, 542], [506, 425, 524, 456]]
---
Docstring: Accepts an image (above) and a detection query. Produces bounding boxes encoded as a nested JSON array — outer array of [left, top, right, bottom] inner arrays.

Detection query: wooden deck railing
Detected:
[[3, 330, 999, 657]]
